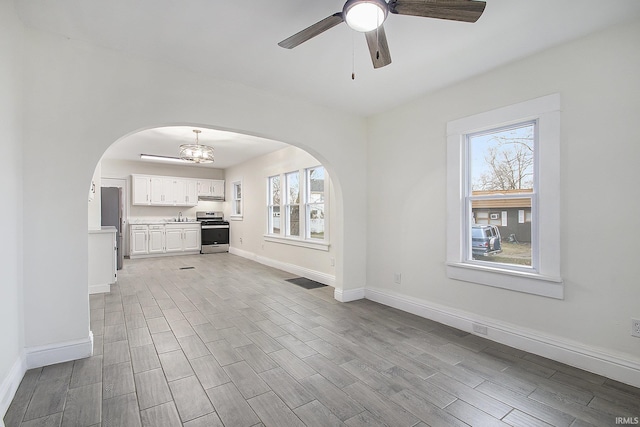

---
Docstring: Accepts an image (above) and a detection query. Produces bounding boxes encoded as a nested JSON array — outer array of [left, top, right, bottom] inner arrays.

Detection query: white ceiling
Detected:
[[16, 0, 640, 167]]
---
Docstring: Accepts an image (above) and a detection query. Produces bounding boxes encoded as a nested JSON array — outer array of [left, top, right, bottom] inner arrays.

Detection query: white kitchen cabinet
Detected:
[[132, 175, 151, 205], [165, 226, 184, 253], [211, 179, 225, 200], [185, 179, 198, 205], [184, 226, 201, 251], [150, 177, 175, 205], [130, 222, 200, 258], [197, 179, 225, 200], [148, 225, 165, 253], [197, 179, 213, 197], [133, 174, 198, 206], [130, 225, 149, 256], [165, 223, 201, 252]]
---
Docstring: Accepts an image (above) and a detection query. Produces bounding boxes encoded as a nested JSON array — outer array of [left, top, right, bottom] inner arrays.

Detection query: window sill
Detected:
[[263, 235, 330, 251], [446, 262, 563, 299]]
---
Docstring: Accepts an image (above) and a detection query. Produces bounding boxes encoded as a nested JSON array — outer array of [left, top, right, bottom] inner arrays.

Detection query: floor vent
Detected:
[[179, 266, 195, 270]]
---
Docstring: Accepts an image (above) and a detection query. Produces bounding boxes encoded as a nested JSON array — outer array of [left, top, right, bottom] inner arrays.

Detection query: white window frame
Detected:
[[264, 165, 330, 251], [267, 175, 281, 236], [446, 94, 563, 299], [305, 166, 328, 241], [230, 179, 243, 220], [285, 171, 301, 237]]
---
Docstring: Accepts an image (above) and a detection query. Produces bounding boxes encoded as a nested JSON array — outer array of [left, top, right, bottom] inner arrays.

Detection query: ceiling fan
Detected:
[[278, 0, 486, 69]]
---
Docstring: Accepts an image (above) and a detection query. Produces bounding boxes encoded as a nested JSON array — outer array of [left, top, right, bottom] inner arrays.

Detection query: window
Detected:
[[467, 121, 535, 267], [265, 166, 329, 250], [267, 175, 280, 235], [231, 179, 242, 219], [285, 171, 300, 237], [446, 94, 562, 298], [306, 166, 326, 240]]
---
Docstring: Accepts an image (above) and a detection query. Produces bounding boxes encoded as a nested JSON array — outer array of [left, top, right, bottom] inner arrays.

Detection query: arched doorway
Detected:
[[89, 124, 343, 298]]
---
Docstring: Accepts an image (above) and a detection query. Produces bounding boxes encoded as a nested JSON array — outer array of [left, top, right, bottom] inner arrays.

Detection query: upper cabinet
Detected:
[[132, 174, 202, 206], [197, 179, 225, 201]]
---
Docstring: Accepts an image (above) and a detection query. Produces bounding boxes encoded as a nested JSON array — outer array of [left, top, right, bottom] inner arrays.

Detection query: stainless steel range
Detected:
[[196, 211, 229, 254]]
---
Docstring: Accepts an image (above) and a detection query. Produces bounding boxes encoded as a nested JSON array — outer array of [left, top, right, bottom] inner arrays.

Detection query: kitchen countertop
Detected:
[[88, 226, 117, 234], [130, 219, 200, 225]]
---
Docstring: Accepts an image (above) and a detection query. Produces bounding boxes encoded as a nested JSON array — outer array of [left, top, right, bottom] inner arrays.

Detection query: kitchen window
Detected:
[[446, 94, 563, 298], [265, 166, 329, 250], [231, 179, 243, 219]]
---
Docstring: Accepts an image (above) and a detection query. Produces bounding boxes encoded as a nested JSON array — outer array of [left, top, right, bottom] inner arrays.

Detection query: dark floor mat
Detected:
[[285, 277, 327, 290]]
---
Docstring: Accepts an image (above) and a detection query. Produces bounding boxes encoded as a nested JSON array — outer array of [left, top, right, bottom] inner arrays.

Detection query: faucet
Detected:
[[178, 212, 182, 222]]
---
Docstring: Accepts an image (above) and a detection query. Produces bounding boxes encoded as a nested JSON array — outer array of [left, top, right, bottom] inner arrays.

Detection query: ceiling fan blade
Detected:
[[365, 24, 391, 69], [389, 0, 486, 23], [278, 13, 344, 49]]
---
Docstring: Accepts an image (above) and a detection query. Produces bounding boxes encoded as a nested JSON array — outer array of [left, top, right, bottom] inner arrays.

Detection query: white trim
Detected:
[[25, 333, 94, 369], [229, 246, 335, 287], [263, 235, 330, 251], [129, 250, 201, 260], [0, 354, 26, 423], [446, 93, 563, 298], [89, 283, 111, 295], [365, 287, 640, 388], [334, 287, 366, 302]]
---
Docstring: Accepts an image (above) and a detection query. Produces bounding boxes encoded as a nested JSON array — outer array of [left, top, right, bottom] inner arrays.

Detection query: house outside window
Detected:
[[446, 94, 562, 298], [265, 165, 329, 251]]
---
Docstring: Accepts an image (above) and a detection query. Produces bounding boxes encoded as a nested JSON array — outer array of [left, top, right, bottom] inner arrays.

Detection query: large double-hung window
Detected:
[[446, 94, 563, 298], [266, 166, 329, 250]]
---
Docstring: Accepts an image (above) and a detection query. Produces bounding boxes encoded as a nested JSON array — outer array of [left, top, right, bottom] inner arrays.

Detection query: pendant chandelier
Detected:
[[179, 129, 214, 163]]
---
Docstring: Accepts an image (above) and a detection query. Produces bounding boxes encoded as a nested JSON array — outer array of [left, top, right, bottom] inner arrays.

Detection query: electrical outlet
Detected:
[[472, 323, 488, 335], [239, 237, 243, 244], [330, 257, 335, 267], [632, 319, 640, 338], [394, 273, 402, 284]]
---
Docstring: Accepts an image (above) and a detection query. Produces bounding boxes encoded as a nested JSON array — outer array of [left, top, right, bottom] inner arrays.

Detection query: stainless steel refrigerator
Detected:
[[101, 187, 124, 270]]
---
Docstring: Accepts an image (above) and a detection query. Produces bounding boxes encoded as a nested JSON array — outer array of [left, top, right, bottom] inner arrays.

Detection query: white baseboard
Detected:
[[25, 332, 94, 370], [89, 283, 111, 294], [334, 287, 366, 302], [0, 354, 26, 424], [229, 246, 336, 287], [365, 287, 640, 388]]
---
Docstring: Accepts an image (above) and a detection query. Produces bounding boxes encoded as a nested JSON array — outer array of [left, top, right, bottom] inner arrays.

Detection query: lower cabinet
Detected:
[[130, 223, 201, 258], [130, 225, 149, 256]]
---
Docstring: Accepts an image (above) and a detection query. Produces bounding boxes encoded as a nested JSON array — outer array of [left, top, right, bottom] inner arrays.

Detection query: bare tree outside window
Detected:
[[471, 125, 534, 191]]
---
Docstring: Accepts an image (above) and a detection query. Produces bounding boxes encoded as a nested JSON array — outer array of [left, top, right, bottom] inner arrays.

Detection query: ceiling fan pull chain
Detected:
[[376, 13, 380, 60], [352, 31, 356, 80]]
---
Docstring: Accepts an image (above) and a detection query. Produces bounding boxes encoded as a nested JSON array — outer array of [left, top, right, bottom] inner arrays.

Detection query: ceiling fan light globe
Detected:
[[344, 0, 388, 32]]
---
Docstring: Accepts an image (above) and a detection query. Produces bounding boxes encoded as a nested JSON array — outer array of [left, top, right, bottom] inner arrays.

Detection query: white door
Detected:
[[212, 180, 225, 200], [150, 177, 164, 204], [132, 176, 150, 205], [183, 227, 201, 251], [130, 228, 148, 256], [148, 227, 165, 253], [165, 228, 184, 253], [185, 179, 198, 205]]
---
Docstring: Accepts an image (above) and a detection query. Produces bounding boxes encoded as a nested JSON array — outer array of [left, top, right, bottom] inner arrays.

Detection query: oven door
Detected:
[[201, 225, 229, 246]]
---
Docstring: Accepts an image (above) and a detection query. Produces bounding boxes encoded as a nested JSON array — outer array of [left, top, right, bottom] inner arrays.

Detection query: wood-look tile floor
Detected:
[[4, 254, 640, 426]]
